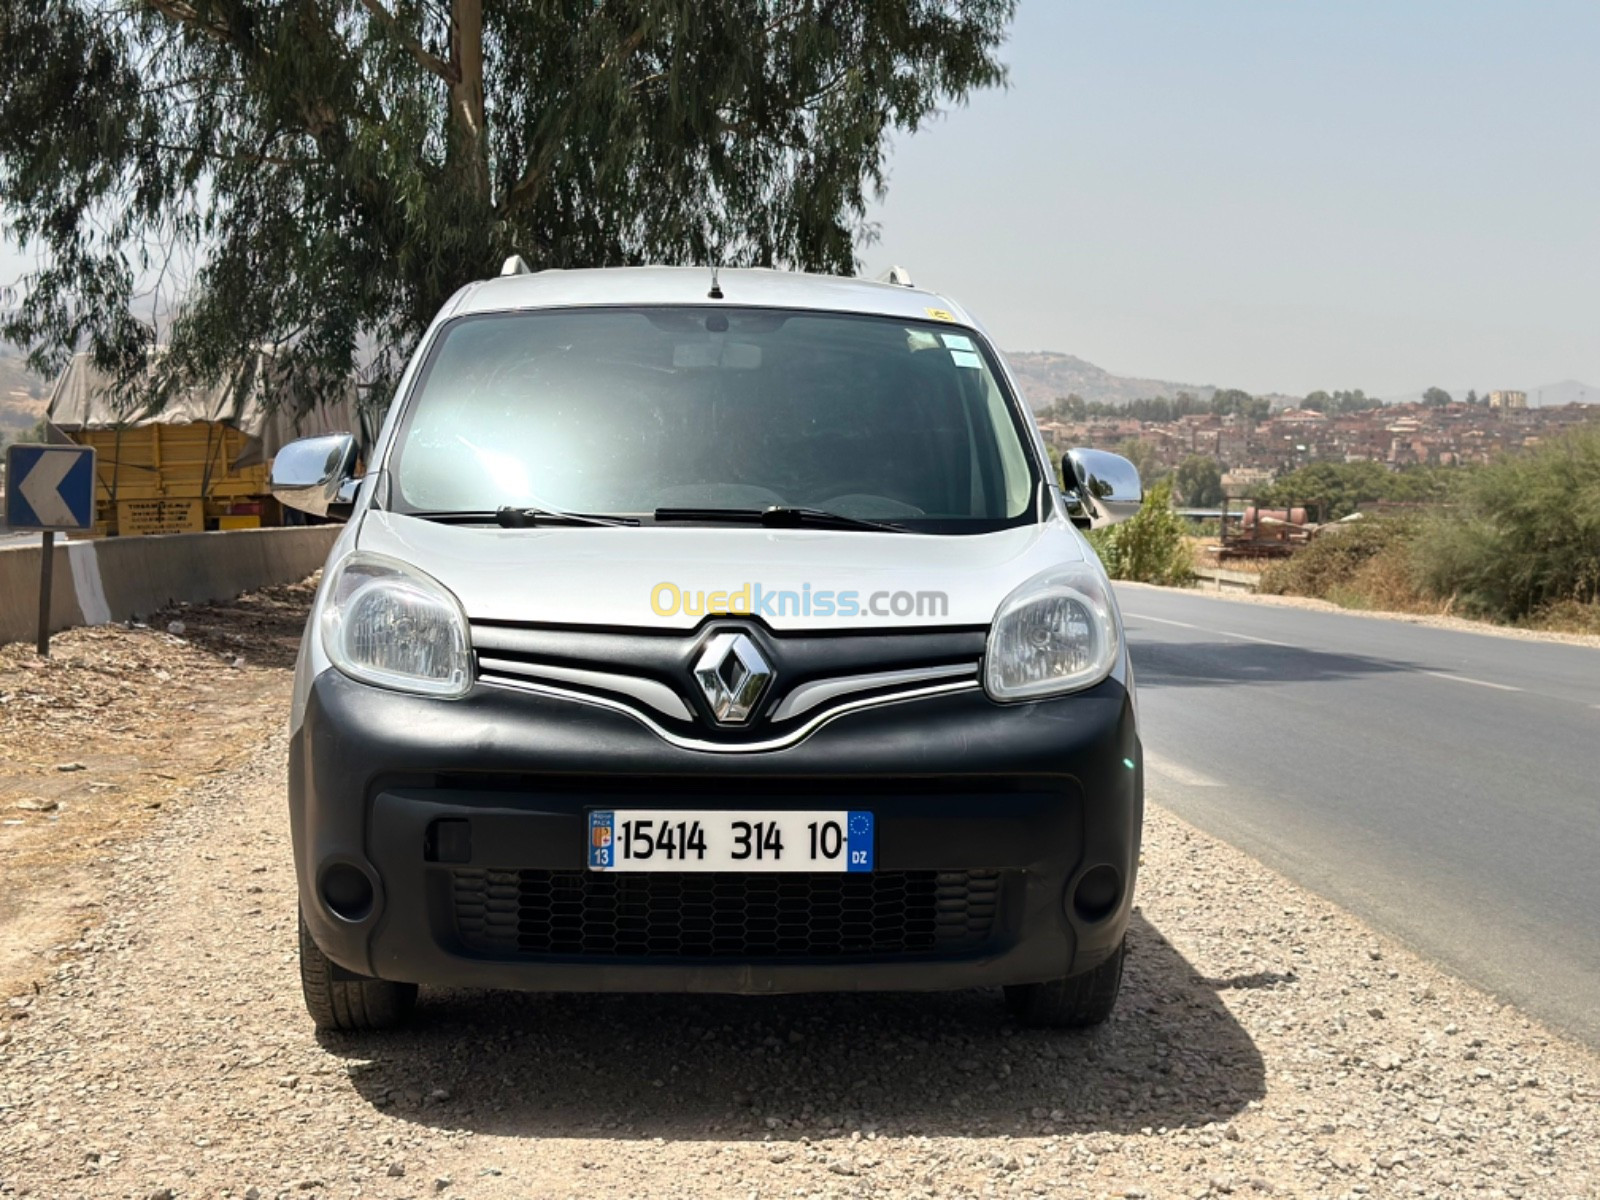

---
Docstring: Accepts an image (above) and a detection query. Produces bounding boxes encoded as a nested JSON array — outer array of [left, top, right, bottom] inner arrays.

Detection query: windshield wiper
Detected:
[[652, 505, 907, 533], [408, 508, 638, 528]]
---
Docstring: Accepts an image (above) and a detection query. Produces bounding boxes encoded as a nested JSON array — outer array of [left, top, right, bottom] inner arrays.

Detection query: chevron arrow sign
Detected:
[[4, 444, 97, 532]]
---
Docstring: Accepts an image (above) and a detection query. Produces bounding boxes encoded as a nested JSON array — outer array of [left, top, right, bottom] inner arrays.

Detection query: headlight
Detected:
[[320, 552, 472, 697], [984, 563, 1119, 702]]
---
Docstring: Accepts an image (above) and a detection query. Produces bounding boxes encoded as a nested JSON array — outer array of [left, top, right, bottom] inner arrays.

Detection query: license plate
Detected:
[[588, 810, 874, 873]]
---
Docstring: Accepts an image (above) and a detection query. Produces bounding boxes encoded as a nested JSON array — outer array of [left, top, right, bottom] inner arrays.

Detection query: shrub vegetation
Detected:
[[1258, 517, 1430, 612], [1415, 426, 1600, 621], [1258, 426, 1600, 630], [1088, 479, 1193, 586]]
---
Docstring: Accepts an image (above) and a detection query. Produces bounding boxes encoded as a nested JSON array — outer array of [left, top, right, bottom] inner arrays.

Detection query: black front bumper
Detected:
[[290, 671, 1143, 993]]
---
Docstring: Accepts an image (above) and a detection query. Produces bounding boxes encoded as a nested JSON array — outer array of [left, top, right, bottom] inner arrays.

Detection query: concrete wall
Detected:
[[0, 526, 339, 647]]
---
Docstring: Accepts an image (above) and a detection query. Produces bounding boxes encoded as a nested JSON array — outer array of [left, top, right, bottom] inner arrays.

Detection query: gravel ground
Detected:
[[3, 719, 1598, 1199], [0, 580, 314, 997]]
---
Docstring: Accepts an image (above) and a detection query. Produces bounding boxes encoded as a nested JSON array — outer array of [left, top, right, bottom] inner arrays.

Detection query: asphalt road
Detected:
[[1117, 583, 1600, 1048]]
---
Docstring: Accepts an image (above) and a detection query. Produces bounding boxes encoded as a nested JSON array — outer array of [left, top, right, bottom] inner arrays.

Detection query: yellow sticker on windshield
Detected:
[[925, 307, 956, 322]]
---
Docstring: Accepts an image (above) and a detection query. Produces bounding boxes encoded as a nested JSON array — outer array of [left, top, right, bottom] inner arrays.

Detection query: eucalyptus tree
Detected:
[[0, 0, 1014, 407]]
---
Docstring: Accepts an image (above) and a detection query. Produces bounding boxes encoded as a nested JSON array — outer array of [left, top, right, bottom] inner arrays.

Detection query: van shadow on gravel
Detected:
[[324, 912, 1264, 1141]]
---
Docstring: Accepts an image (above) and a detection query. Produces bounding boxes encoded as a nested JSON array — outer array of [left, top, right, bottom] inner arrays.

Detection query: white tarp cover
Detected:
[[46, 351, 369, 465]]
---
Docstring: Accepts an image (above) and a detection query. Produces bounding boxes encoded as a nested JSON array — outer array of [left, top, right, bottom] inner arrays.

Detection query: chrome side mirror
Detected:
[[1063, 448, 1143, 528], [270, 433, 358, 518]]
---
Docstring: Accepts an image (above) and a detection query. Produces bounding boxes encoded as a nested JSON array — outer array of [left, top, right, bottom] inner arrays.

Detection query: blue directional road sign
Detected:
[[4, 444, 97, 532]]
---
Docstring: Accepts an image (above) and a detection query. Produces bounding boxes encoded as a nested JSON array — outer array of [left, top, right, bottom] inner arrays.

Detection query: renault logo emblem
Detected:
[[693, 632, 773, 724]]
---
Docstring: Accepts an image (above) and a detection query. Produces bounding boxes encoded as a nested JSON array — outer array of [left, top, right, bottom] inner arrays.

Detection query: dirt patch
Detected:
[[0, 578, 314, 998]]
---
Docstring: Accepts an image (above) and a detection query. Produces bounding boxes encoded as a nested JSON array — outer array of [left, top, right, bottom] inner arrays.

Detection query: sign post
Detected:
[[3, 444, 97, 657], [37, 530, 55, 656]]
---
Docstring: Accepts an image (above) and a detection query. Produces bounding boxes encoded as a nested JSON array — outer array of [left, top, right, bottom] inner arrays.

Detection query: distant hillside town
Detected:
[[1003, 348, 1598, 413], [1034, 389, 1600, 498]]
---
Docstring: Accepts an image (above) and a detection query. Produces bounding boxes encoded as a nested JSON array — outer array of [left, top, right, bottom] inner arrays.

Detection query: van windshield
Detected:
[[388, 307, 1040, 532]]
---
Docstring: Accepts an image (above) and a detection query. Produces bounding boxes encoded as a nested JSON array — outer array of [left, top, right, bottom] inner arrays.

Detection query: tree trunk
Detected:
[[449, 0, 489, 204]]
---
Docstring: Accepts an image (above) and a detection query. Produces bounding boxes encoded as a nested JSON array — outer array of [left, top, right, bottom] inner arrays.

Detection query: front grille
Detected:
[[451, 868, 1003, 960]]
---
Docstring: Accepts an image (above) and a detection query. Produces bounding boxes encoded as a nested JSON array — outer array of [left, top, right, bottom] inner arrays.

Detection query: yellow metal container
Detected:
[[70, 423, 270, 535]]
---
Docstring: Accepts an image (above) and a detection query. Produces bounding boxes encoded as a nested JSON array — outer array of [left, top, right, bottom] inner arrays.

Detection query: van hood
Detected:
[[354, 512, 1090, 631]]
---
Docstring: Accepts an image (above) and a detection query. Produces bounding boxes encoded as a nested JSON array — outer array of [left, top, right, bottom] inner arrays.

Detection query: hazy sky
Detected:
[[862, 0, 1599, 397]]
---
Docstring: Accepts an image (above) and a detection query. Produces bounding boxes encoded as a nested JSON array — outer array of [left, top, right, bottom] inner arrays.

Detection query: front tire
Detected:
[[298, 910, 416, 1031], [1005, 937, 1125, 1029]]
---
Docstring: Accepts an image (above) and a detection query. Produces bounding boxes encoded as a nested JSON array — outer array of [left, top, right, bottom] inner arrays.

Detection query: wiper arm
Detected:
[[651, 506, 906, 533], [407, 508, 638, 528], [496, 506, 638, 528]]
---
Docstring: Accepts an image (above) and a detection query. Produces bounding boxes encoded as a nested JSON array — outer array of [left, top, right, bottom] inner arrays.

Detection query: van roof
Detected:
[[449, 265, 978, 328]]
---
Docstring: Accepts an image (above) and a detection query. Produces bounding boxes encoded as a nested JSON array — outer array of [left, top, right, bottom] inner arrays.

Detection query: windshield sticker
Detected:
[[673, 343, 717, 368], [924, 307, 956, 322], [940, 333, 976, 351], [950, 349, 982, 370]]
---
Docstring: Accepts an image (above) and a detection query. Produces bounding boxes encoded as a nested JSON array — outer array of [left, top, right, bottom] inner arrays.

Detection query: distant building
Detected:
[[1034, 419, 1073, 449], [1488, 390, 1527, 410], [1222, 466, 1275, 497]]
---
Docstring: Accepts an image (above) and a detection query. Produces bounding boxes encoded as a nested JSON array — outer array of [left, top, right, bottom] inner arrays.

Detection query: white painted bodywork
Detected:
[[355, 510, 1088, 630]]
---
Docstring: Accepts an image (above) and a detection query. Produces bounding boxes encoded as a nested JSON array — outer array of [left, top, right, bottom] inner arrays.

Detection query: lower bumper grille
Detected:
[[451, 868, 1003, 960]]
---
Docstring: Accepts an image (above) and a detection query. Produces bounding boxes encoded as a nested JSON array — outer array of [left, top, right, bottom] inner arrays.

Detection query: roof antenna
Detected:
[[707, 264, 724, 300]]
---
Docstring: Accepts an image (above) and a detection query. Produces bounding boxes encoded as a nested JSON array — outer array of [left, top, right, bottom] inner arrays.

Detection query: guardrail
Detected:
[[1191, 565, 1260, 594], [0, 526, 339, 647]]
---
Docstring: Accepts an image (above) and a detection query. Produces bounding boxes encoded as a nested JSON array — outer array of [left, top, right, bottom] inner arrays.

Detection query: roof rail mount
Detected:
[[500, 254, 532, 277], [876, 265, 915, 288]]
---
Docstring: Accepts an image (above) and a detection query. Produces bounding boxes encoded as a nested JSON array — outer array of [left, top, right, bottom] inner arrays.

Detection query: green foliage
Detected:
[[1208, 388, 1271, 421], [1088, 479, 1192, 586], [0, 0, 1015, 409], [1043, 393, 1088, 419], [1257, 461, 1464, 519], [1174, 455, 1223, 507], [1302, 389, 1381, 415], [1421, 386, 1454, 407], [1042, 389, 1269, 424], [1257, 427, 1600, 628], [1414, 426, 1600, 620]]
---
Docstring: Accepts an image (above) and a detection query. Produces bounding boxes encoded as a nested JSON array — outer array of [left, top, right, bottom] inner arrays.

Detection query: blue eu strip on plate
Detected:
[[845, 810, 874, 872]]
